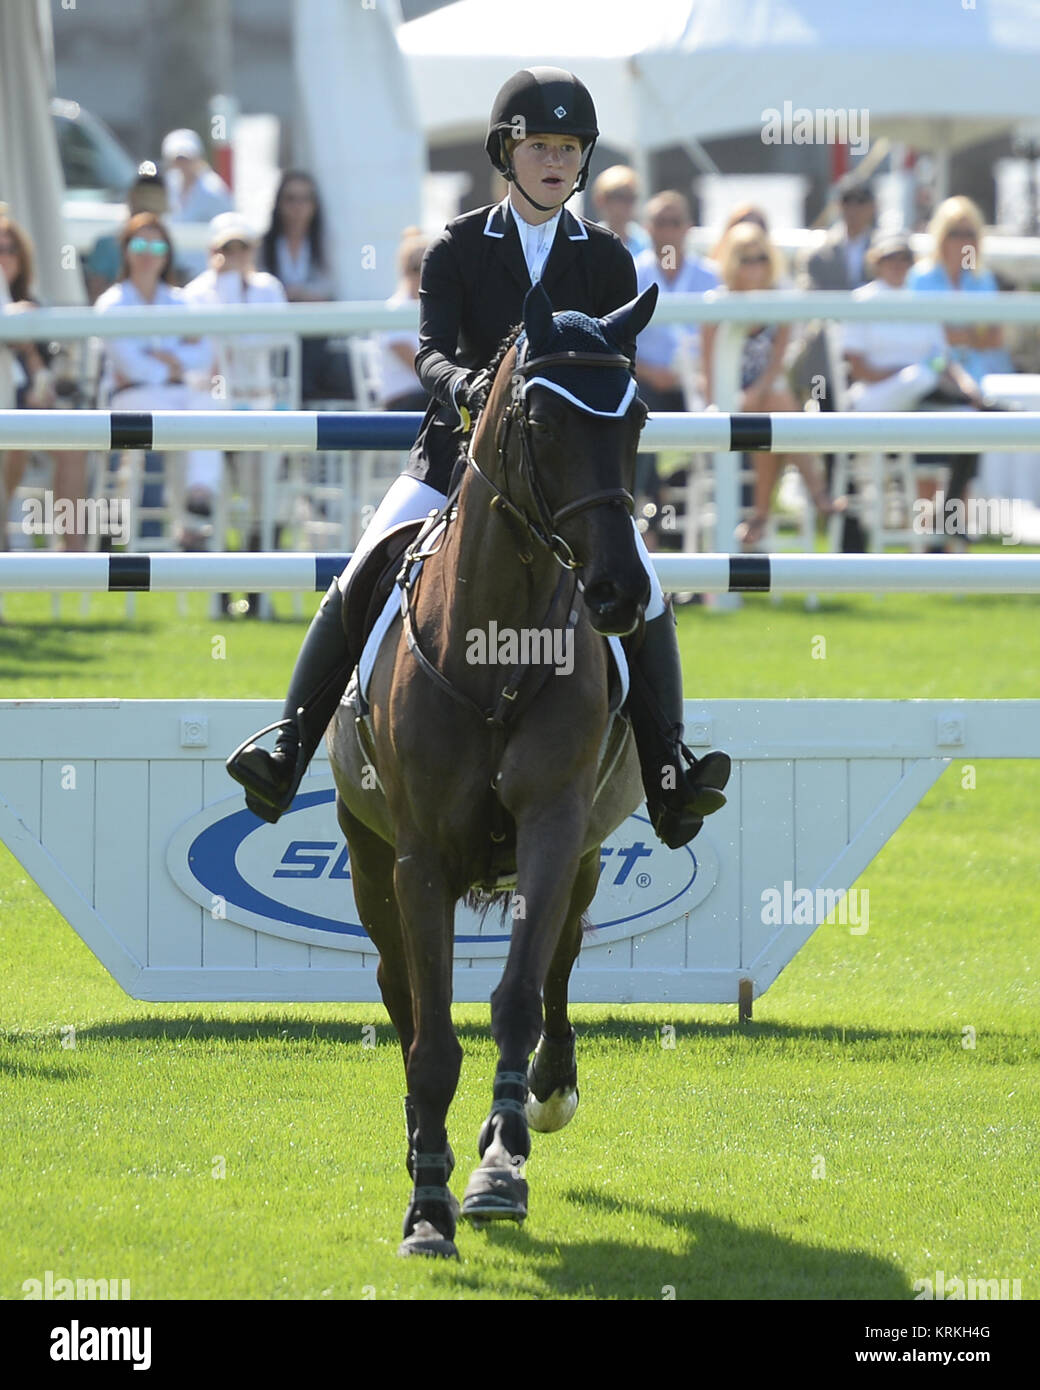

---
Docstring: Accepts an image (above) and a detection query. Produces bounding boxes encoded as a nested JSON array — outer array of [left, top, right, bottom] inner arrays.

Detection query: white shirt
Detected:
[[375, 289, 421, 405], [180, 266, 288, 400], [94, 280, 213, 399], [842, 280, 947, 372], [273, 236, 336, 300], [181, 266, 286, 308], [507, 202, 561, 284]]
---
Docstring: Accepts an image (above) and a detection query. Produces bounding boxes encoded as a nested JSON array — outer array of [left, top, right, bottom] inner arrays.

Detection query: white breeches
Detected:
[[337, 475, 446, 593], [847, 362, 940, 413], [338, 472, 666, 619]]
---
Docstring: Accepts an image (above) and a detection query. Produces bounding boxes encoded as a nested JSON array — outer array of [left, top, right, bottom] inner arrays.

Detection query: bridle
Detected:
[[393, 339, 646, 741], [467, 346, 645, 570]]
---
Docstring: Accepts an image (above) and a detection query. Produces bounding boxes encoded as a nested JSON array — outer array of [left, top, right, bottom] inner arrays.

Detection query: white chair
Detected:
[[825, 321, 944, 554], [208, 333, 305, 619]]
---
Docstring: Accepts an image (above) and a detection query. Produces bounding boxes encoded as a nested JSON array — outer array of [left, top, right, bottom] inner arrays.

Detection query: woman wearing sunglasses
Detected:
[[94, 213, 217, 550], [703, 222, 843, 546]]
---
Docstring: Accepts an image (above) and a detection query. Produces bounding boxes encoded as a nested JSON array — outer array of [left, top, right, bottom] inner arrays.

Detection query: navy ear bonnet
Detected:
[[514, 309, 637, 417]]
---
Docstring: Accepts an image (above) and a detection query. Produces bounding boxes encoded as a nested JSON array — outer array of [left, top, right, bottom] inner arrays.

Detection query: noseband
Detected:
[[468, 348, 641, 570]]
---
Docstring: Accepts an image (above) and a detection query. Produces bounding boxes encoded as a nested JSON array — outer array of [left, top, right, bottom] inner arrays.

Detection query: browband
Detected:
[[511, 349, 633, 377]]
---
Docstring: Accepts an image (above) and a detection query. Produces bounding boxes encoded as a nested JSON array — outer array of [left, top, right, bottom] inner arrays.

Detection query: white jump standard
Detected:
[[2, 697, 1037, 1012]]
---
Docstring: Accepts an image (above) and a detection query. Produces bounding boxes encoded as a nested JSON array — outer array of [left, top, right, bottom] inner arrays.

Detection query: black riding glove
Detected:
[[451, 367, 493, 433]]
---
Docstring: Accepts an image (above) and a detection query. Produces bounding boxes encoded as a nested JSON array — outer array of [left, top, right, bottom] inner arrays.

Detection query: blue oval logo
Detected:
[[166, 779, 719, 956]]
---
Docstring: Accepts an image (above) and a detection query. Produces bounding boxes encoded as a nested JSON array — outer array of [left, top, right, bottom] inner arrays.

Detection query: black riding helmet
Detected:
[[485, 67, 599, 212]]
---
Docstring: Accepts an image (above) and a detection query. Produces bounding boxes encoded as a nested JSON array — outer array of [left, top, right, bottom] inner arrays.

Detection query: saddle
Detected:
[[341, 518, 428, 671], [341, 520, 633, 895]]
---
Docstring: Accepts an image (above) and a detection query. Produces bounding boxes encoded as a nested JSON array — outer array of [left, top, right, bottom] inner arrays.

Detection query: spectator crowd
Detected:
[[0, 130, 1031, 577]]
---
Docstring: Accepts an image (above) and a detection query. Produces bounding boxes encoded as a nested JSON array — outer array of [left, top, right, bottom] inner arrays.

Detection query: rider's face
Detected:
[[511, 133, 583, 208]]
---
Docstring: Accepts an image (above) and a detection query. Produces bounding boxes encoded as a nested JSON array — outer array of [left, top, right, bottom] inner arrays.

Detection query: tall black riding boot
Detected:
[[626, 601, 731, 849], [225, 579, 354, 822]]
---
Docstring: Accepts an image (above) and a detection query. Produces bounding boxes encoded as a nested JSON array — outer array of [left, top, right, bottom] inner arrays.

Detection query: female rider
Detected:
[[227, 67, 730, 849]]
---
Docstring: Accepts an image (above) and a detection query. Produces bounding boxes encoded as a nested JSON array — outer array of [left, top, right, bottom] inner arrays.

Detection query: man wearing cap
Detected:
[[843, 230, 984, 412], [162, 129, 233, 276]]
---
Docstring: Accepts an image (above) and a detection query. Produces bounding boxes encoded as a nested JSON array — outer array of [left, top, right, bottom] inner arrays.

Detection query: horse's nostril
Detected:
[[585, 581, 620, 612]]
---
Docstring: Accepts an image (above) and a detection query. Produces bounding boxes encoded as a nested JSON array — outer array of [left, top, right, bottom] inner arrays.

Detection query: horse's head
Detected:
[[473, 280, 659, 637]]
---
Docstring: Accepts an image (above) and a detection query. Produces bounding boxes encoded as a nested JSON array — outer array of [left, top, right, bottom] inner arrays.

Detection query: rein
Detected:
[[396, 344, 638, 732]]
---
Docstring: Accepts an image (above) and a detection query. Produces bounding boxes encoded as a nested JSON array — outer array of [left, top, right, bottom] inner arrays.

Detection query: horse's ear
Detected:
[[600, 284, 659, 347], [522, 282, 554, 353]]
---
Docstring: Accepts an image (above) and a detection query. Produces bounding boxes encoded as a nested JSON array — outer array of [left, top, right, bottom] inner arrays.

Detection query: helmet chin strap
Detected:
[[505, 167, 575, 215]]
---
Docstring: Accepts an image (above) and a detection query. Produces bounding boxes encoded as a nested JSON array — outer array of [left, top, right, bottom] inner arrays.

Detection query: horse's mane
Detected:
[[484, 321, 523, 386]]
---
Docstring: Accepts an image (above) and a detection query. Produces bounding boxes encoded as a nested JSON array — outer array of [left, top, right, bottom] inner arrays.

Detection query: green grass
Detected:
[[1, 559, 1038, 1299]]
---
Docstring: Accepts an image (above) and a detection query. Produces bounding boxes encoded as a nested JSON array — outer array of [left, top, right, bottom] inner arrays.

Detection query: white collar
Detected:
[[508, 201, 561, 241]]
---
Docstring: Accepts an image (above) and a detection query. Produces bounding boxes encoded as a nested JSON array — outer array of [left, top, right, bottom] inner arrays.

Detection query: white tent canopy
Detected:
[[294, 0, 422, 299], [399, 0, 1040, 156]]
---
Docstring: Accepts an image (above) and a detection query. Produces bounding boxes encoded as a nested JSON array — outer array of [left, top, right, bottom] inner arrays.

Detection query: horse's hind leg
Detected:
[[526, 848, 597, 1133], [392, 839, 463, 1259]]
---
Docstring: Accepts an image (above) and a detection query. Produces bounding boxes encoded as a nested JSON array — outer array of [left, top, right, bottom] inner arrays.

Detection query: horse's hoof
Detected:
[[397, 1219, 459, 1259], [461, 1167, 528, 1224], [526, 1083, 579, 1134]]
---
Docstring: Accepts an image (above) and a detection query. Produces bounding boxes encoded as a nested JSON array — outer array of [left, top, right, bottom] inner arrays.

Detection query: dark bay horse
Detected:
[[327, 281, 660, 1258]]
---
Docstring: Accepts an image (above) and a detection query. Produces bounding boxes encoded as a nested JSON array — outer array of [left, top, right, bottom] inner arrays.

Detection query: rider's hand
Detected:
[[451, 367, 492, 432]]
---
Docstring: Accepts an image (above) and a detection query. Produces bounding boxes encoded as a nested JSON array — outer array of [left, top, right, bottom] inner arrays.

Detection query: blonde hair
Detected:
[[715, 222, 782, 290], [592, 165, 639, 201], [711, 203, 769, 259], [397, 225, 427, 277], [928, 196, 986, 269], [0, 212, 36, 302]]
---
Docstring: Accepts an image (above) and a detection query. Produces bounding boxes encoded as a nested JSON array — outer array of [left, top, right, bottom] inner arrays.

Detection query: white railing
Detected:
[[5, 293, 1039, 566], [4, 551, 1040, 595], [1, 409, 1038, 453], [2, 289, 1040, 340]]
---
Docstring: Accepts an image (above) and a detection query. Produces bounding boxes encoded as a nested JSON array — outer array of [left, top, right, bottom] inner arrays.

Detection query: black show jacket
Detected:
[[407, 198, 639, 491]]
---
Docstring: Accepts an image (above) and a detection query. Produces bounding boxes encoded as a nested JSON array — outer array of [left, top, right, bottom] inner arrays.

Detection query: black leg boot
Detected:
[[225, 579, 354, 822], [626, 600, 731, 849]]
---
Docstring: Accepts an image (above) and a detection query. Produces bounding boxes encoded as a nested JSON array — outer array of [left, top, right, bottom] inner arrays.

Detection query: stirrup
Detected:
[[648, 747, 731, 849], [225, 715, 307, 823], [680, 745, 731, 795]]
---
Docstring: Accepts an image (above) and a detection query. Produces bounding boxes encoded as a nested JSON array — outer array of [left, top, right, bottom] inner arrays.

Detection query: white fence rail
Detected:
[[2, 409, 1038, 454], [3, 551, 1040, 595]]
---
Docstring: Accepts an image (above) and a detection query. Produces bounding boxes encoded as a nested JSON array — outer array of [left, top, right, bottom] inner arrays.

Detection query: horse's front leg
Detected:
[[461, 788, 593, 1225], [393, 837, 464, 1259], [525, 846, 599, 1133]]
